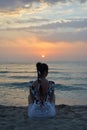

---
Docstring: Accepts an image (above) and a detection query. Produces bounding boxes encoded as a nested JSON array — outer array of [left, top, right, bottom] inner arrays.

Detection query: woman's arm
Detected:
[[50, 90, 55, 104], [28, 90, 34, 104]]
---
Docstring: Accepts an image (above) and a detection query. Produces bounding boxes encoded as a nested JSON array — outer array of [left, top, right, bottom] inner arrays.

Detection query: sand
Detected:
[[0, 104, 87, 130]]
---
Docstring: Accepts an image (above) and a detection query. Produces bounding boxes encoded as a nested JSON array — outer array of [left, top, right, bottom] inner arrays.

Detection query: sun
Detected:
[[41, 55, 45, 58]]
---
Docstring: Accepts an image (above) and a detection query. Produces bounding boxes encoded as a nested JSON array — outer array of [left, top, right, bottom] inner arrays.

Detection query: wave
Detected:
[[73, 83, 87, 87], [57, 77, 87, 80], [55, 84, 87, 91], [10, 82, 29, 88], [0, 71, 36, 74], [0, 82, 87, 91], [0, 82, 29, 88], [56, 77, 72, 80], [49, 71, 68, 75], [0, 71, 10, 73], [8, 76, 35, 79]]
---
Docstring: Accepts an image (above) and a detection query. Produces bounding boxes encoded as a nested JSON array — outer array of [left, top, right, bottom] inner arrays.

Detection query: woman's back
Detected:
[[28, 80, 56, 118], [33, 79, 49, 102]]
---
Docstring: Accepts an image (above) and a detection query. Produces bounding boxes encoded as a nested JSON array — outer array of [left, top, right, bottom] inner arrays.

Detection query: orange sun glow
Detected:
[[41, 55, 45, 58]]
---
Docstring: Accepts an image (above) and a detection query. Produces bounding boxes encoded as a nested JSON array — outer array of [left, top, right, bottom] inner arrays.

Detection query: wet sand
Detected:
[[0, 104, 87, 130]]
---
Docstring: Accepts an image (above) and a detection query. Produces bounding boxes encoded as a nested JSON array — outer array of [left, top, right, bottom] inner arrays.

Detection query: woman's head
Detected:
[[36, 62, 48, 78], [36, 62, 48, 96]]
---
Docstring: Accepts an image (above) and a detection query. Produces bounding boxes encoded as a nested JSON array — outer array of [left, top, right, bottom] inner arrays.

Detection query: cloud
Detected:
[[0, 0, 38, 7], [0, 0, 87, 10], [28, 18, 87, 30], [0, 0, 87, 43], [1, 17, 87, 30], [0, 0, 48, 16], [38, 28, 87, 43], [46, 0, 87, 4], [25, 18, 87, 43], [0, 0, 87, 16], [0, 17, 87, 43], [79, 0, 87, 3]]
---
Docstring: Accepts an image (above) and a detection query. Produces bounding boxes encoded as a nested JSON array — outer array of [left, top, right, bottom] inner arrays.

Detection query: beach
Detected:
[[0, 104, 87, 130]]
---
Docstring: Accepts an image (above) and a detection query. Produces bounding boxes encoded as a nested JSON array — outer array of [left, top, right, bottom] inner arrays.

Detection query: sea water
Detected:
[[0, 61, 87, 106]]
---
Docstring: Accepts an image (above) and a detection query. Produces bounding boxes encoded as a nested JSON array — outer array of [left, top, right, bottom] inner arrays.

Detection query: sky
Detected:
[[0, 0, 87, 63]]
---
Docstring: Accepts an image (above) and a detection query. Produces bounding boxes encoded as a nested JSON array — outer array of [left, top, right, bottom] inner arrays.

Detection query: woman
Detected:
[[28, 62, 56, 118]]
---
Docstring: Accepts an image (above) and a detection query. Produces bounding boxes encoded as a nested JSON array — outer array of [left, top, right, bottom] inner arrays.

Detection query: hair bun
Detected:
[[36, 62, 42, 71]]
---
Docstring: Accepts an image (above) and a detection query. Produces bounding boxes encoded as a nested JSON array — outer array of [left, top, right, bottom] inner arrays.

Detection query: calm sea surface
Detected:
[[0, 61, 87, 106]]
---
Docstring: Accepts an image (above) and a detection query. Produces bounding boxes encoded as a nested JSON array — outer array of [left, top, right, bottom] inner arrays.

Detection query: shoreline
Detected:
[[0, 104, 87, 130]]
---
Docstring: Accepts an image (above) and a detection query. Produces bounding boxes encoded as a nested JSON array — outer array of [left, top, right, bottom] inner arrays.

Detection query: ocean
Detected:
[[0, 61, 87, 106]]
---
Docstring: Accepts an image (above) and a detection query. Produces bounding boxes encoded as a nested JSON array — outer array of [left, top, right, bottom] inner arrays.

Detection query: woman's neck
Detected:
[[41, 77, 45, 79], [40, 75, 46, 79]]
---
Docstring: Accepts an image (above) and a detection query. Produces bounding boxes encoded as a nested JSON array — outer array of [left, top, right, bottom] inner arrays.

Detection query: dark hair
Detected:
[[36, 62, 48, 96]]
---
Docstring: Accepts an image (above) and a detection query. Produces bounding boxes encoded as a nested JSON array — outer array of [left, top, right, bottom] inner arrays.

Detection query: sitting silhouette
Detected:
[[28, 62, 56, 118]]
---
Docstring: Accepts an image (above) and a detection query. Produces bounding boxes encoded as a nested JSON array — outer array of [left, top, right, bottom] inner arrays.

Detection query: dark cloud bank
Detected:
[[0, 0, 87, 9]]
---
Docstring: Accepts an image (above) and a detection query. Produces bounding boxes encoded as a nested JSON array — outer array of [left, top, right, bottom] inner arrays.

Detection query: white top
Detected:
[[28, 81, 56, 118]]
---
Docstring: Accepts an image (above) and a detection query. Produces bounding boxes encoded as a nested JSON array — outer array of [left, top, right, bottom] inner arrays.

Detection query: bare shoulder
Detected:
[[31, 80, 38, 88], [41, 79, 49, 89]]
